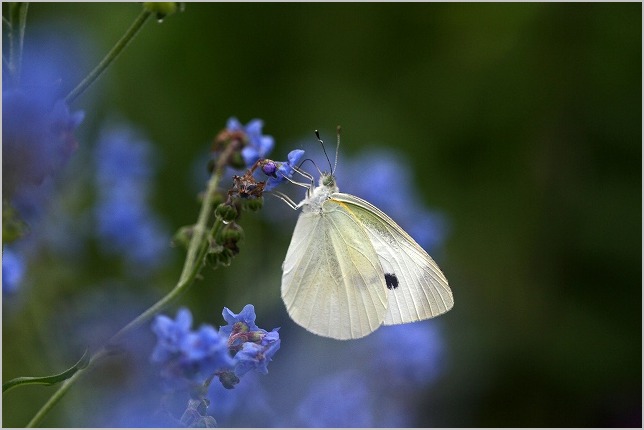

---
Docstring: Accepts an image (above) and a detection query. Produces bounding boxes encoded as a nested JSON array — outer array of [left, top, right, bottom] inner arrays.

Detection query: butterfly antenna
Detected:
[[315, 129, 334, 174], [333, 125, 341, 175]]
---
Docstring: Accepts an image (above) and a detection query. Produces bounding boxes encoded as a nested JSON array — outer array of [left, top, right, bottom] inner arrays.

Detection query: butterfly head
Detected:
[[320, 171, 337, 190]]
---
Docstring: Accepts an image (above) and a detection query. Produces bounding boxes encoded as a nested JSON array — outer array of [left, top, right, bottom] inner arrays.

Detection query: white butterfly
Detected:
[[276, 130, 453, 340]]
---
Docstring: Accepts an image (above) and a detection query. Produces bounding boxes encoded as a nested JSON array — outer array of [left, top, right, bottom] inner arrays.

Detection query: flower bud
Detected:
[[172, 225, 194, 249], [215, 203, 237, 222], [143, 2, 182, 20], [220, 222, 244, 244], [218, 248, 233, 267], [218, 370, 240, 389], [261, 160, 278, 177], [242, 196, 263, 212]]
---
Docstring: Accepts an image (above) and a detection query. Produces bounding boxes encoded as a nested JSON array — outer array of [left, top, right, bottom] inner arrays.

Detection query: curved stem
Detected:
[[25, 144, 238, 427], [107, 170, 225, 346], [25, 348, 108, 428], [64, 9, 151, 104]]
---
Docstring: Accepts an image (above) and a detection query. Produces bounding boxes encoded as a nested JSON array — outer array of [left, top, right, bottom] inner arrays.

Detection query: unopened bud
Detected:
[[143, 2, 182, 20], [218, 371, 240, 389], [215, 203, 237, 222]]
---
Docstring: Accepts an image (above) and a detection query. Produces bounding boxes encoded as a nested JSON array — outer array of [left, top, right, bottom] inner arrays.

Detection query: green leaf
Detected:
[[2, 350, 90, 394], [3, 200, 29, 244]]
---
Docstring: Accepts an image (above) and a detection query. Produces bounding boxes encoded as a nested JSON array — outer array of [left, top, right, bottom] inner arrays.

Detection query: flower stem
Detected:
[[25, 144, 239, 427], [107, 168, 226, 347], [6, 2, 29, 86], [64, 8, 151, 105], [25, 348, 108, 428]]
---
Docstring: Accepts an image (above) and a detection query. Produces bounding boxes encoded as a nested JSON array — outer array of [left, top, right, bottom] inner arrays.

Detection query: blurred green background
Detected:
[[3, 2, 641, 427]]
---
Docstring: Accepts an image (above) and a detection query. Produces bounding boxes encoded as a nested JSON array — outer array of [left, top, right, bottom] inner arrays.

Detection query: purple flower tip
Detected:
[[261, 161, 278, 177]]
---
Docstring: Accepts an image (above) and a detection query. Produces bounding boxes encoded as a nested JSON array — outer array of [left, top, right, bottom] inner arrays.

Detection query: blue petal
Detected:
[[220, 304, 259, 336], [226, 117, 243, 131], [287, 149, 305, 165]]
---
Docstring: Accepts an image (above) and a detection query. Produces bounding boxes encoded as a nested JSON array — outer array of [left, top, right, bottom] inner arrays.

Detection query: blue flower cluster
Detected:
[[2, 30, 86, 294], [225, 117, 275, 168], [94, 123, 170, 271], [151, 304, 280, 390], [208, 117, 306, 198], [3, 27, 86, 205], [287, 320, 446, 428]]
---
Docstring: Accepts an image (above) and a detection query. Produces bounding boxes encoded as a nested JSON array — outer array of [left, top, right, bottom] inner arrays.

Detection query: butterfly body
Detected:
[[281, 172, 453, 340]]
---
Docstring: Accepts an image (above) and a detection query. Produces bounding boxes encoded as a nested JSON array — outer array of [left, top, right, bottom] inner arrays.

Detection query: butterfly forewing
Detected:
[[281, 201, 389, 340], [331, 193, 454, 325]]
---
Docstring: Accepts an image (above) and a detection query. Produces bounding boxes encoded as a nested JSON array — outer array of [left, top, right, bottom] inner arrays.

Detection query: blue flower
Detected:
[[368, 321, 445, 386], [2, 27, 86, 204], [151, 308, 193, 363], [296, 371, 373, 427], [151, 305, 280, 389], [3, 89, 84, 200], [264, 149, 306, 191], [181, 325, 236, 376], [219, 305, 281, 378], [93, 122, 170, 271], [225, 117, 274, 168], [2, 248, 25, 295], [233, 329, 281, 377], [95, 125, 154, 187], [151, 308, 235, 384], [219, 304, 260, 338]]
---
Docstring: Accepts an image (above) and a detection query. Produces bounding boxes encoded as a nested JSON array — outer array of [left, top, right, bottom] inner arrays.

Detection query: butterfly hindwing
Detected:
[[281, 201, 389, 340], [331, 193, 454, 325]]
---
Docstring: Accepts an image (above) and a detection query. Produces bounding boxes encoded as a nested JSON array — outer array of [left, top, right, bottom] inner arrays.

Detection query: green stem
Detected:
[[64, 9, 151, 104], [6, 2, 29, 86], [25, 144, 239, 427], [107, 172, 225, 347], [15, 2, 28, 81], [25, 348, 108, 428]]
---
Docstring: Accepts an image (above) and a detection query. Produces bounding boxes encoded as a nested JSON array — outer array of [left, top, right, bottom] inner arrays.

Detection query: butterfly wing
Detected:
[[331, 193, 454, 325], [281, 202, 389, 340]]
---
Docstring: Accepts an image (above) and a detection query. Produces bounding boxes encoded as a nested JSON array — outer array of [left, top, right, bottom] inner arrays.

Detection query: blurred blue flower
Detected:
[[225, 117, 274, 168], [367, 320, 445, 386], [264, 149, 306, 191], [3, 25, 87, 204], [151, 308, 235, 383], [94, 122, 170, 271], [3, 89, 84, 201], [339, 148, 449, 251], [270, 320, 445, 427], [151, 308, 193, 363], [182, 325, 235, 376], [207, 371, 277, 426], [2, 248, 25, 295], [296, 371, 374, 427]]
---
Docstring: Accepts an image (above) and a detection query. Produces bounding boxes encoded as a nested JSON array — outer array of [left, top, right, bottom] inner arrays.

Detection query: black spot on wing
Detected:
[[385, 273, 399, 290]]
